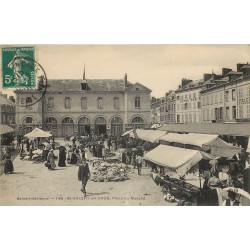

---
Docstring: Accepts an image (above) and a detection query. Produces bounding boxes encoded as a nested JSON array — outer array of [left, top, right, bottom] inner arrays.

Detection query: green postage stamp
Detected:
[[2, 46, 35, 88]]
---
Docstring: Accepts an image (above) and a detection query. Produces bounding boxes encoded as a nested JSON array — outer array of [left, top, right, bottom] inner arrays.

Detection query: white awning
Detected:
[[24, 128, 52, 139], [140, 130, 167, 143], [144, 144, 214, 176], [159, 133, 241, 158]]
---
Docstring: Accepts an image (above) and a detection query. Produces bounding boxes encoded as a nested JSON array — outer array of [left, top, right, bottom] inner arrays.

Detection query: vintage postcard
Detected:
[[0, 44, 250, 206]]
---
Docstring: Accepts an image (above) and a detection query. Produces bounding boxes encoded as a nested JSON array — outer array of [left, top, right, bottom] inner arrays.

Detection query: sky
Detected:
[[1, 44, 250, 98]]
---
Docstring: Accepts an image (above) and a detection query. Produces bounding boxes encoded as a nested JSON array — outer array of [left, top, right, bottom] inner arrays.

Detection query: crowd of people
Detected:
[[2, 130, 250, 205]]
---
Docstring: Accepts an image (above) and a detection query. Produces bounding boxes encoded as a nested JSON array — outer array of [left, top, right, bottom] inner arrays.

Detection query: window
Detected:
[[239, 105, 243, 119], [184, 103, 188, 110], [131, 116, 144, 128], [226, 107, 230, 119], [135, 96, 140, 108], [206, 109, 210, 121], [81, 97, 87, 109], [232, 106, 236, 119], [193, 102, 196, 109], [81, 83, 89, 90], [176, 95, 179, 100], [225, 91, 229, 102], [206, 95, 209, 105], [215, 94, 218, 104], [232, 89, 236, 101], [197, 102, 201, 109], [211, 109, 214, 120], [113, 97, 119, 110], [239, 88, 243, 99], [247, 105, 250, 118], [219, 107, 223, 120], [47, 97, 54, 109], [26, 97, 32, 110], [97, 97, 103, 109], [65, 97, 71, 109], [176, 115, 181, 123], [220, 93, 223, 103], [210, 95, 213, 105], [25, 117, 33, 123], [193, 93, 196, 99]]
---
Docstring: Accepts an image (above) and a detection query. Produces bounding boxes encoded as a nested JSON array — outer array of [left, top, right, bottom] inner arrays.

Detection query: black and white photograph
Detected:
[[1, 44, 250, 206]]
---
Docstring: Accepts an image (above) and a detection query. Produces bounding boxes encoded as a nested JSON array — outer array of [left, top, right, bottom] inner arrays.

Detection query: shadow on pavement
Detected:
[[12, 172, 26, 175]]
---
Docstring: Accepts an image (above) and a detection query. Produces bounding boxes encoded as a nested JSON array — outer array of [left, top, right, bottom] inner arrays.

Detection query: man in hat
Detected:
[[78, 158, 91, 197], [222, 190, 241, 206]]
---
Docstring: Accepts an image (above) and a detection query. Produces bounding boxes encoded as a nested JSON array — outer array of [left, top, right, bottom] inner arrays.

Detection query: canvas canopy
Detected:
[[122, 129, 134, 137], [139, 130, 167, 143], [128, 129, 167, 143], [144, 144, 214, 176], [24, 128, 52, 139], [159, 133, 241, 158], [0, 124, 15, 135]]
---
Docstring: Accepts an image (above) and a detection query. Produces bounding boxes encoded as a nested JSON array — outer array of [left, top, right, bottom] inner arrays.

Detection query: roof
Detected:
[[227, 71, 243, 75], [158, 123, 250, 136], [159, 133, 241, 158], [0, 124, 15, 135], [131, 129, 167, 143], [144, 144, 213, 176], [0, 95, 15, 106], [47, 79, 127, 92], [24, 127, 52, 139], [241, 65, 250, 69], [160, 133, 219, 148]]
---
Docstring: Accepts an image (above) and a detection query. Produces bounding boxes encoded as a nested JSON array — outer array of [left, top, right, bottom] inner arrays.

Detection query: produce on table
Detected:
[[151, 173, 200, 201], [90, 159, 132, 182]]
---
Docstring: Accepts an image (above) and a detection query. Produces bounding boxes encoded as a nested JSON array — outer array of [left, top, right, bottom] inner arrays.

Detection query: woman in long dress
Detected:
[[47, 149, 56, 170], [70, 150, 78, 164], [58, 147, 66, 167]]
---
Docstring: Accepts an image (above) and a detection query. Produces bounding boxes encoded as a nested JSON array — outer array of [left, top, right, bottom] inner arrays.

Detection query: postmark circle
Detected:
[[10, 56, 48, 108]]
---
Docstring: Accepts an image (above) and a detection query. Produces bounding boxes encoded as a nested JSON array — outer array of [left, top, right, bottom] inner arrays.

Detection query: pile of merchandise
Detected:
[[91, 160, 132, 182], [106, 152, 116, 158], [151, 173, 200, 201]]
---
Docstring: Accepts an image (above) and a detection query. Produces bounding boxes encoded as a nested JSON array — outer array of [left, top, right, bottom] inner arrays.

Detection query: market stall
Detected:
[[124, 129, 167, 143], [159, 133, 241, 158], [24, 127, 52, 139], [144, 144, 214, 176]]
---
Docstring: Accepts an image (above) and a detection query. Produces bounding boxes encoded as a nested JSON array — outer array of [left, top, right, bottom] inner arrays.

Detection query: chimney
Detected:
[[204, 73, 212, 82], [181, 78, 192, 87], [124, 73, 127, 84], [222, 68, 232, 76], [237, 63, 245, 72]]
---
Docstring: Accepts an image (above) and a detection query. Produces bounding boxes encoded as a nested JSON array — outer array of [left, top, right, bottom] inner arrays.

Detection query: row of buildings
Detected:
[[14, 73, 152, 137], [151, 62, 250, 125]]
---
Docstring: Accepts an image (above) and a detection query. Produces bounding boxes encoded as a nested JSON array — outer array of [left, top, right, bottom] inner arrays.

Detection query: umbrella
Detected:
[[42, 142, 49, 146], [132, 148, 137, 151], [216, 187, 250, 206], [220, 187, 250, 200], [70, 136, 76, 141]]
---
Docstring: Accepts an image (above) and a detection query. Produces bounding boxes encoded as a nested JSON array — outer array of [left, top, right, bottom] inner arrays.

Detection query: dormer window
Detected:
[[81, 82, 89, 90], [136, 88, 139, 91]]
